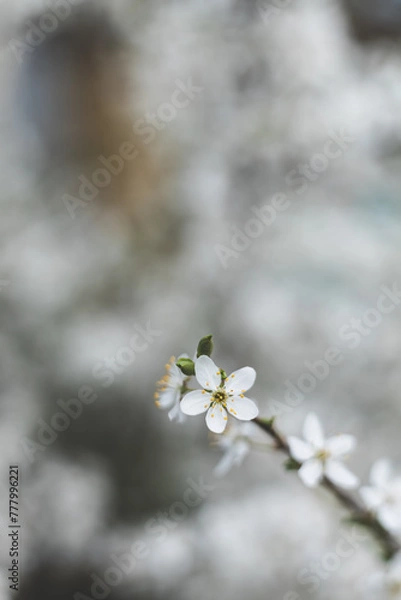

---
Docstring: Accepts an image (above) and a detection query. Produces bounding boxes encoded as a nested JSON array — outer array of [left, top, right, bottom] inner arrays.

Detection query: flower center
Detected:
[[386, 494, 398, 506], [211, 389, 228, 407], [315, 449, 330, 462]]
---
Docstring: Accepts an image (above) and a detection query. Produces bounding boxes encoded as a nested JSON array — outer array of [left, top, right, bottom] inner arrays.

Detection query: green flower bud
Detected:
[[197, 335, 213, 358], [176, 357, 195, 377]]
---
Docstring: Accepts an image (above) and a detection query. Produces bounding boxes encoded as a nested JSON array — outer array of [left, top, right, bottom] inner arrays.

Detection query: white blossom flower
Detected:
[[180, 355, 259, 434], [154, 355, 186, 423], [360, 459, 401, 533], [288, 413, 359, 489], [366, 554, 401, 598], [213, 422, 257, 478]]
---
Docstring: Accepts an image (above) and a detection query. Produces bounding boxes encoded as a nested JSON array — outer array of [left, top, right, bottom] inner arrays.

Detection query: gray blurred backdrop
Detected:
[[0, 0, 400, 599]]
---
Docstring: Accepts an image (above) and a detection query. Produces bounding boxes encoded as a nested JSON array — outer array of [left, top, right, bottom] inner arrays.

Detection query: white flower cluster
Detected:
[[156, 350, 401, 526], [287, 414, 401, 540], [156, 341, 401, 597], [156, 353, 259, 434]]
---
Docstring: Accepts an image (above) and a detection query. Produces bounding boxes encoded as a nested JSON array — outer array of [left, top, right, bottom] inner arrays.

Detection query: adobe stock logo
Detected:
[[74, 476, 215, 600], [215, 193, 291, 268], [20, 321, 162, 464], [63, 78, 203, 218], [267, 282, 401, 418], [257, 0, 294, 24], [284, 527, 369, 600], [215, 129, 354, 269], [8, 0, 86, 64]]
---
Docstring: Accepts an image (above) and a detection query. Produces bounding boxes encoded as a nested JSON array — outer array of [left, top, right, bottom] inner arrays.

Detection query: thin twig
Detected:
[[253, 417, 401, 560]]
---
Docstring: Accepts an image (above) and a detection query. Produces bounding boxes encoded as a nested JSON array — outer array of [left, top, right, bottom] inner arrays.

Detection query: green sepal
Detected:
[[284, 457, 300, 471], [196, 335, 213, 358], [176, 357, 195, 377], [258, 417, 276, 428]]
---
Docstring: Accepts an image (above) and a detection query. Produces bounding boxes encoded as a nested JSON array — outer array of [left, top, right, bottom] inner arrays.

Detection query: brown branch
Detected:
[[254, 417, 401, 560]]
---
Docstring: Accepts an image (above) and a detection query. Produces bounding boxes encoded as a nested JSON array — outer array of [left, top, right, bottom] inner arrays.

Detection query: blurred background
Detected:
[[0, 0, 400, 598]]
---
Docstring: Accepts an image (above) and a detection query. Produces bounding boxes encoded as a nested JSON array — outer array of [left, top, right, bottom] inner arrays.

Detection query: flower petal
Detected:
[[226, 396, 258, 420], [326, 434, 356, 457], [180, 390, 210, 415], [225, 367, 256, 395], [214, 440, 249, 478], [214, 450, 236, 478], [325, 460, 359, 489], [390, 552, 401, 573], [379, 506, 401, 531], [195, 355, 221, 390], [298, 459, 323, 488], [206, 405, 228, 434], [157, 388, 178, 409], [168, 401, 186, 423], [371, 458, 392, 488], [288, 436, 314, 462], [360, 486, 385, 511], [170, 361, 185, 383], [303, 413, 324, 448]]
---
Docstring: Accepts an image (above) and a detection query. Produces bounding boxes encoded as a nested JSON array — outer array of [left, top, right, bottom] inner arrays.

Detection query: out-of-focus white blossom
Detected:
[[213, 422, 258, 477], [180, 355, 258, 434], [288, 413, 359, 489], [366, 553, 401, 598], [360, 459, 401, 533], [155, 355, 187, 423]]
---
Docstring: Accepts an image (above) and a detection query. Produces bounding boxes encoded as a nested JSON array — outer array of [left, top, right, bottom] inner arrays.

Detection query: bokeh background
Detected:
[[0, 0, 401, 598]]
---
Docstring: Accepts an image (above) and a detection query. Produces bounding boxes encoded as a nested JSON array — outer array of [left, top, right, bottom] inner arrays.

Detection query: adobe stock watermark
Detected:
[[257, 0, 294, 25], [73, 475, 215, 600], [284, 129, 355, 195], [283, 526, 369, 600], [214, 192, 291, 269], [215, 129, 354, 269], [63, 78, 204, 218], [8, 0, 86, 64], [267, 282, 401, 417], [20, 321, 162, 464], [91, 322, 163, 387]]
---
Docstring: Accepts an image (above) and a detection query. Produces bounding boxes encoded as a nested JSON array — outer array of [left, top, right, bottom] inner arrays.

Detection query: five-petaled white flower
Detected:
[[288, 413, 359, 489], [360, 459, 401, 533], [154, 356, 186, 423], [180, 355, 259, 434]]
